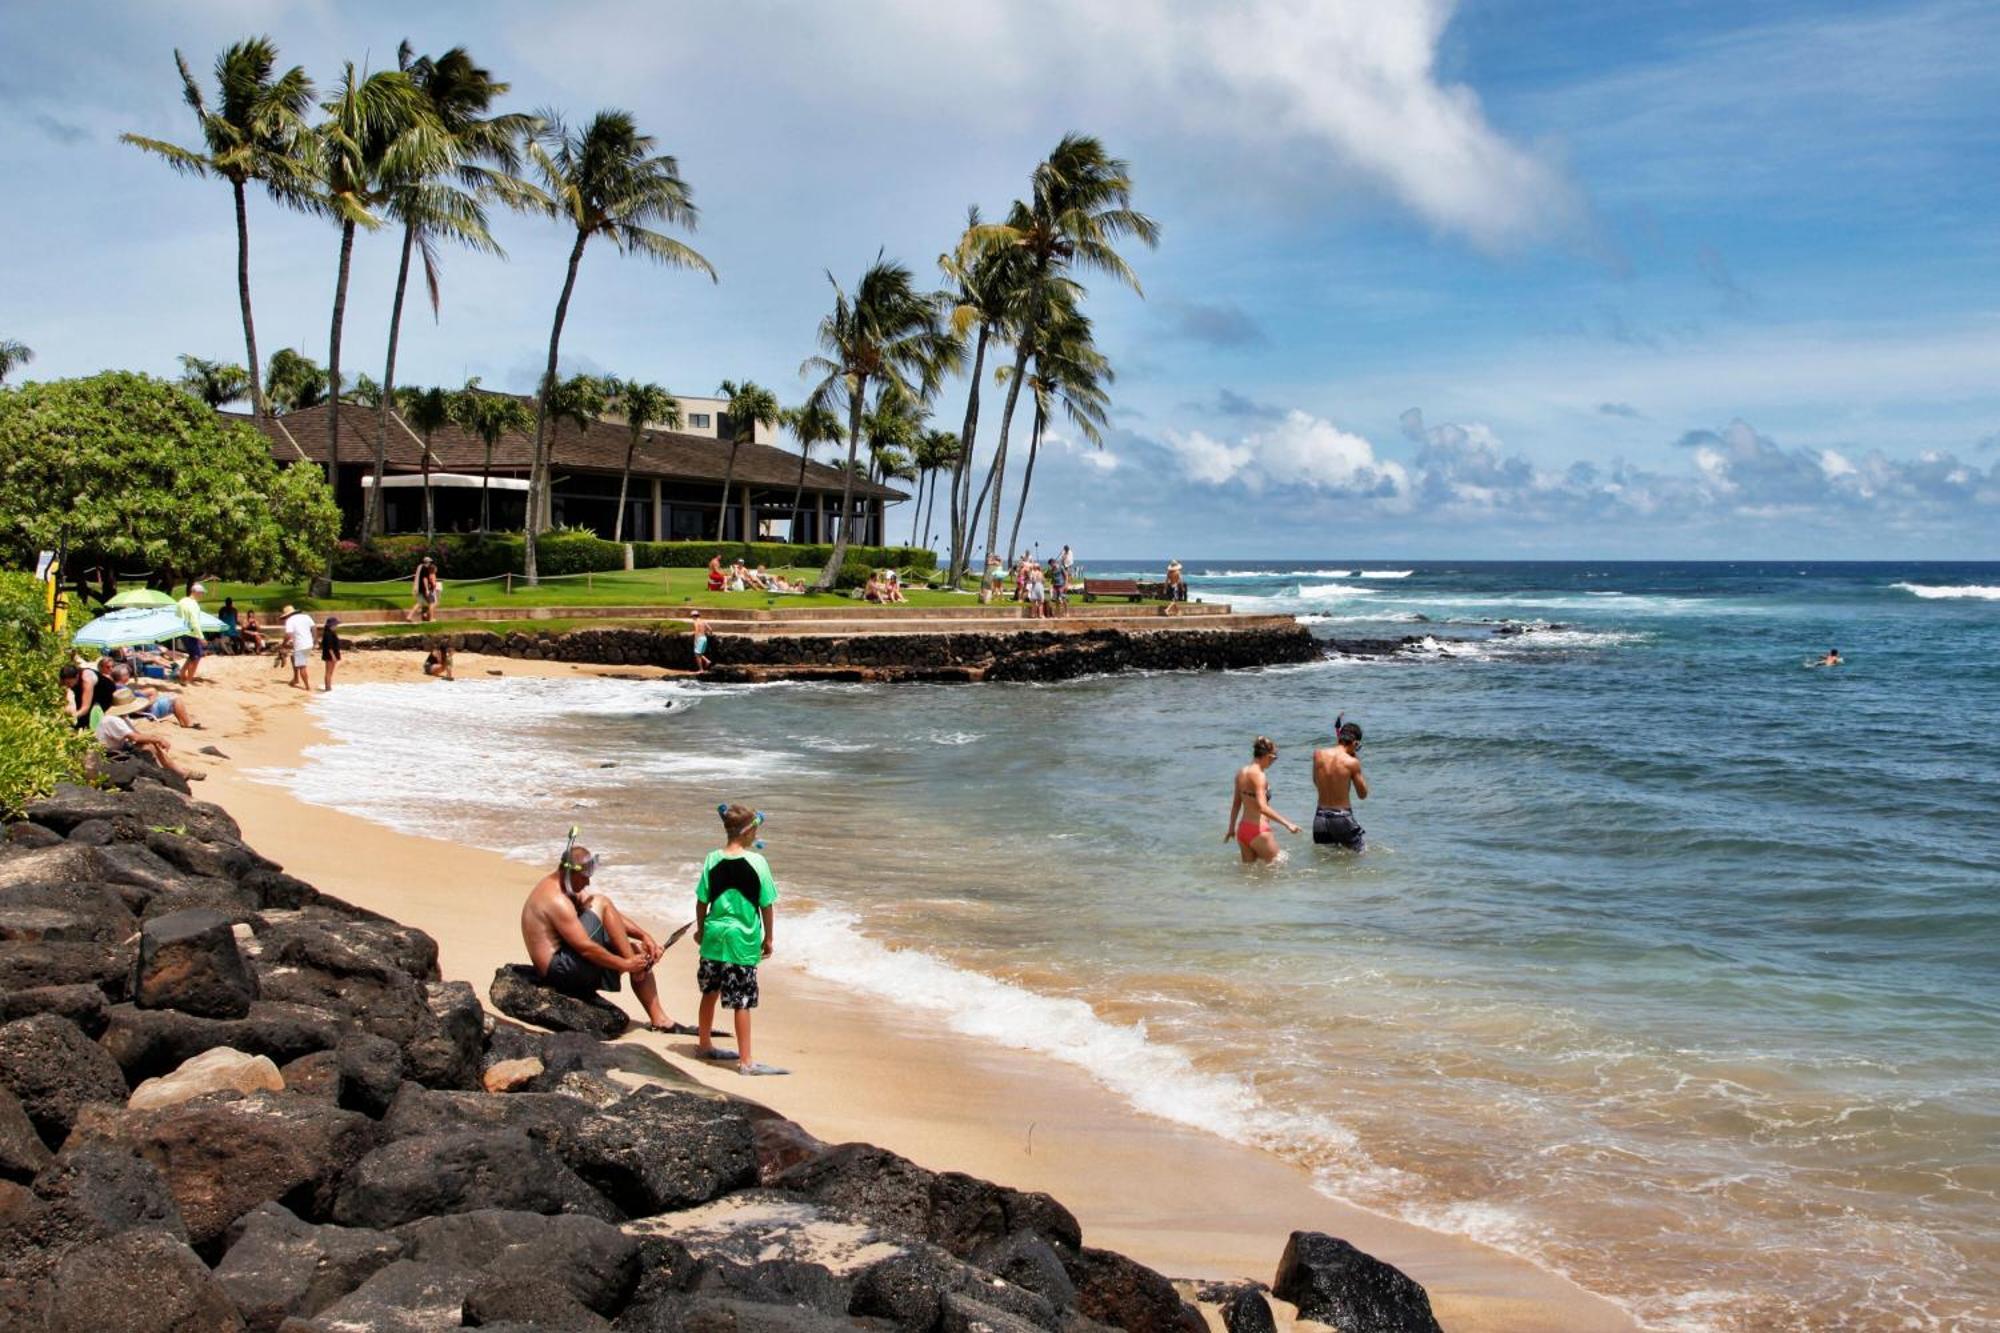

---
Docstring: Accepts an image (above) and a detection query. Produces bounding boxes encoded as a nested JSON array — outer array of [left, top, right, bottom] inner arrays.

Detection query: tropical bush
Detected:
[[0, 573, 89, 814], [0, 372, 341, 591]]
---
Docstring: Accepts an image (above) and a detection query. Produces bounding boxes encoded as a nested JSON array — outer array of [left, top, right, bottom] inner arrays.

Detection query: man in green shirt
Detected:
[[175, 582, 207, 685], [694, 804, 784, 1076]]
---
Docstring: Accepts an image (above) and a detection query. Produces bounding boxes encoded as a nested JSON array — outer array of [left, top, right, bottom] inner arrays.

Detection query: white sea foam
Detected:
[[1892, 582, 2000, 600], [786, 906, 1379, 1169], [1357, 569, 1415, 578]]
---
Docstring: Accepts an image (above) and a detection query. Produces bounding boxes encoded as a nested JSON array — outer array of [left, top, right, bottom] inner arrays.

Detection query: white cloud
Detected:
[[1166, 409, 1408, 495]]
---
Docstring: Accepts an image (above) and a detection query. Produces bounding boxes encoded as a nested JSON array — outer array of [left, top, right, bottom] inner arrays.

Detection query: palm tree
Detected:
[[364, 44, 539, 538], [451, 380, 534, 533], [782, 399, 844, 543], [969, 135, 1157, 571], [0, 340, 33, 386], [176, 355, 252, 408], [347, 373, 385, 406], [938, 206, 1029, 584], [714, 379, 781, 541], [122, 38, 316, 420], [606, 380, 680, 542], [398, 384, 454, 540], [1005, 301, 1111, 564], [913, 429, 961, 548], [862, 384, 927, 488], [801, 257, 960, 585], [521, 110, 714, 582], [316, 64, 435, 507], [539, 373, 609, 528], [264, 347, 326, 414]]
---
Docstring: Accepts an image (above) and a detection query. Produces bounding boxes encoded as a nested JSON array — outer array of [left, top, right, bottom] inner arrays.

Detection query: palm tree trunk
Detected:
[[613, 431, 638, 543], [365, 223, 416, 539], [789, 449, 812, 542], [947, 323, 990, 584], [980, 343, 1031, 568], [1007, 404, 1047, 566], [480, 440, 492, 533], [527, 230, 589, 585], [715, 440, 741, 542], [421, 430, 435, 543], [233, 181, 266, 422], [327, 220, 357, 516], [817, 383, 869, 589]]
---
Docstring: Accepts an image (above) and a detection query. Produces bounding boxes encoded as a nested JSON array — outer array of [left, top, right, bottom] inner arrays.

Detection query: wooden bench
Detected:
[[1081, 578, 1144, 603]]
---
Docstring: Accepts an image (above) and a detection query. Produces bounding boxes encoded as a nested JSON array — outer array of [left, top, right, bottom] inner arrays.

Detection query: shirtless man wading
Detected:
[[520, 838, 695, 1034], [1312, 717, 1369, 852]]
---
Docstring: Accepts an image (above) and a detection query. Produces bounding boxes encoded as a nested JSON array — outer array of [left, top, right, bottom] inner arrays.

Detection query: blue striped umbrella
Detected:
[[72, 607, 225, 650]]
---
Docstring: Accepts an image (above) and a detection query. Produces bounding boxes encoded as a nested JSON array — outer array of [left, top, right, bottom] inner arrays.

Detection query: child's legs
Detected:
[[733, 1008, 752, 1067], [697, 988, 720, 1043]]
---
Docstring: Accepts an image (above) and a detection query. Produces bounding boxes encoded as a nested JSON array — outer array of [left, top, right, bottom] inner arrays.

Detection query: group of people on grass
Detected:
[[980, 543, 1075, 616], [705, 553, 805, 595], [519, 804, 785, 1076], [862, 569, 908, 603]]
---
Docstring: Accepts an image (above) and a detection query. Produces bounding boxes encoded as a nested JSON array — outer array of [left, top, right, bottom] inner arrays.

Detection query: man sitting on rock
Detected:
[[520, 837, 695, 1035]]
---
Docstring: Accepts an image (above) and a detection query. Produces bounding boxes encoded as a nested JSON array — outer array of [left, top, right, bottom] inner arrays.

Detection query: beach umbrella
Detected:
[[104, 588, 175, 609], [71, 607, 223, 650]]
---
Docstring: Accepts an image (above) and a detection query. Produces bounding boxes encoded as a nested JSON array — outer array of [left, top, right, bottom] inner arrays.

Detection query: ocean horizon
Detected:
[[264, 559, 2000, 1331]]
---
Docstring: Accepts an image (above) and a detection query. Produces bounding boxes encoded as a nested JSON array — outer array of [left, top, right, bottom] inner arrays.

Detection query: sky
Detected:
[[5, 0, 1999, 558]]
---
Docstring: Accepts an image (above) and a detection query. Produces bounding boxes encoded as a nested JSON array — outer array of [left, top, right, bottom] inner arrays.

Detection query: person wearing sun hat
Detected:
[[95, 688, 200, 781], [280, 604, 315, 692], [1165, 559, 1186, 614]]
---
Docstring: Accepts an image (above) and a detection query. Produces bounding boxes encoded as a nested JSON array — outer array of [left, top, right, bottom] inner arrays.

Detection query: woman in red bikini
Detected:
[[1226, 735, 1299, 864]]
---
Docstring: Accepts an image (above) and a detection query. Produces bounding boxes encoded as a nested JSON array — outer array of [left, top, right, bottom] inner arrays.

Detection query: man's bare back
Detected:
[[522, 871, 595, 976], [1313, 746, 1367, 808]]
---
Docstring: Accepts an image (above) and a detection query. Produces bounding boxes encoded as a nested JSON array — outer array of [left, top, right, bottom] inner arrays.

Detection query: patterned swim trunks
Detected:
[[697, 958, 760, 1010]]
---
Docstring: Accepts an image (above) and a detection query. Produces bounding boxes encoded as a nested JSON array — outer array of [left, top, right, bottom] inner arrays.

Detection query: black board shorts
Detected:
[[544, 908, 621, 995], [1313, 807, 1366, 851]]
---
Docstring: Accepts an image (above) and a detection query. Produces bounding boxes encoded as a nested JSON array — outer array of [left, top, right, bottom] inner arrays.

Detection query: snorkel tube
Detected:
[[719, 803, 768, 851]]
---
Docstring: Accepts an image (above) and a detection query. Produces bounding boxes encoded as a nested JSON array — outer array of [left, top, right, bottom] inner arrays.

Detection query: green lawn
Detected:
[[344, 616, 690, 639], [205, 566, 978, 614]]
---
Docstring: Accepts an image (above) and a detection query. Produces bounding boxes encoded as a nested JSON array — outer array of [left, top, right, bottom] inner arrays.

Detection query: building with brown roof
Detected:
[[241, 397, 905, 544]]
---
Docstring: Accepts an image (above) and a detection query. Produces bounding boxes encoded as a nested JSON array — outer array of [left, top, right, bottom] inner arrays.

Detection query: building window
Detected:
[[688, 413, 711, 429]]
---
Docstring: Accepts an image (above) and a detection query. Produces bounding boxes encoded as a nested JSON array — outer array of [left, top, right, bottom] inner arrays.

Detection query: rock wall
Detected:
[[348, 623, 1320, 683], [0, 773, 1441, 1332]]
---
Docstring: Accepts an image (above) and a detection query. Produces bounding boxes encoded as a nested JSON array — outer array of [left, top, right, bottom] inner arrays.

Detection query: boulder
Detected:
[[775, 1142, 1079, 1259], [380, 1084, 590, 1146], [1271, 1231, 1442, 1333], [279, 1258, 481, 1333], [100, 1001, 344, 1084], [929, 1168, 1081, 1258], [4, 821, 62, 848], [403, 980, 483, 1090], [237, 867, 320, 911], [1062, 1248, 1204, 1333], [212, 1202, 406, 1333], [333, 1129, 618, 1230], [256, 911, 439, 986], [463, 1272, 612, 1329], [44, 1228, 244, 1333], [687, 1257, 851, 1316], [483, 1057, 545, 1092], [750, 1110, 827, 1185], [941, 1292, 1056, 1333], [128, 1047, 285, 1111], [9, 1145, 187, 1277], [63, 819, 118, 846], [66, 1092, 377, 1250], [142, 879, 263, 923], [0, 841, 101, 893], [396, 1208, 641, 1314], [0, 982, 110, 1035], [0, 1013, 129, 1149], [490, 963, 629, 1038], [1219, 1286, 1276, 1333], [94, 841, 205, 901], [144, 829, 263, 883], [0, 1085, 52, 1183], [336, 1034, 405, 1118], [969, 1230, 1078, 1309], [0, 878, 137, 943], [849, 1248, 1059, 1331], [564, 1086, 758, 1218], [23, 782, 236, 845], [617, 1295, 867, 1333], [278, 1051, 341, 1102]]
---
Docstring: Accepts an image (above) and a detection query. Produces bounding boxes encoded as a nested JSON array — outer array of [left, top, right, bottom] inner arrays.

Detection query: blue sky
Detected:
[[5, 0, 1998, 557]]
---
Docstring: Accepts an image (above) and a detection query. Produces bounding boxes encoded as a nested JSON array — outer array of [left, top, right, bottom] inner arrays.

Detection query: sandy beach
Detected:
[[169, 649, 1635, 1332]]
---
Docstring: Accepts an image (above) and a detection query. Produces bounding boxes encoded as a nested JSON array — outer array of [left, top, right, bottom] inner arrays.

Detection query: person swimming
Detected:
[[1227, 736, 1299, 864], [1312, 715, 1370, 852], [1816, 647, 1842, 667]]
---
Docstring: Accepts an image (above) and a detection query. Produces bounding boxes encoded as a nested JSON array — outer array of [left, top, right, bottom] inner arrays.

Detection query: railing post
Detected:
[[505, 573, 513, 596]]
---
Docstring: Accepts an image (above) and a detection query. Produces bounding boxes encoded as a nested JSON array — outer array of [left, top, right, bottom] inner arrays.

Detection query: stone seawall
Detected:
[[349, 623, 1321, 683]]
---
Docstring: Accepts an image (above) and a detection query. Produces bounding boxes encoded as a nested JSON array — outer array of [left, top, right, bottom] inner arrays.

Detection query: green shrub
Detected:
[[831, 561, 875, 591], [0, 572, 90, 814]]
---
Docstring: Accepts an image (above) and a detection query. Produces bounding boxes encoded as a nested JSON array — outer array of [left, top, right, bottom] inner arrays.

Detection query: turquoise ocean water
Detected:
[[272, 561, 2000, 1331]]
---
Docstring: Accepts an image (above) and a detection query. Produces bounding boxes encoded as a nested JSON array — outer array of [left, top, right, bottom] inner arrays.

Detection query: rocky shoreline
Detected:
[[346, 624, 1321, 684], [0, 770, 1444, 1332]]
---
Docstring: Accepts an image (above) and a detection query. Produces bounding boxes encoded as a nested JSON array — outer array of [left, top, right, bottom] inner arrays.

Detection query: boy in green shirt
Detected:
[[694, 804, 786, 1075]]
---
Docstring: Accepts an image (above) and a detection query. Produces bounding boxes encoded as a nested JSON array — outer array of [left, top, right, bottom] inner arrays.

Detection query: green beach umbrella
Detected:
[[105, 588, 176, 608], [72, 607, 224, 650]]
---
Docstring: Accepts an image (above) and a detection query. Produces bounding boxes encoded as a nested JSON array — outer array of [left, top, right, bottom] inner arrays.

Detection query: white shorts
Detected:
[[292, 649, 309, 667]]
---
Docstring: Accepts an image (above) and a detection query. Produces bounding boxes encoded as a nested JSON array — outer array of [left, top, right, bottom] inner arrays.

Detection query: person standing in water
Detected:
[[690, 610, 712, 673], [1312, 717, 1369, 852], [1227, 736, 1299, 863], [1815, 647, 1842, 667]]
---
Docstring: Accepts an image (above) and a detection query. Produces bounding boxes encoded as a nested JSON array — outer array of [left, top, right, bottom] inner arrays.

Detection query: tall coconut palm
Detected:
[[264, 347, 326, 414], [913, 429, 961, 548], [122, 39, 316, 420], [316, 64, 435, 510], [801, 259, 960, 586], [782, 399, 844, 543], [398, 384, 454, 540], [862, 384, 927, 488], [176, 355, 252, 408], [451, 380, 533, 533], [971, 135, 1157, 571], [0, 340, 33, 386], [1005, 301, 1111, 564], [364, 44, 539, 538], [604, 380, 679, 543], [714, 379, 780, 542], [521, 110, 714, 582], [938, 207, 1029, 583]]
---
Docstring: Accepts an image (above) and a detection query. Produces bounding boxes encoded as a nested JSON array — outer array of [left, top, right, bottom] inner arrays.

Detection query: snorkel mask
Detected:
[[1335, 713, 1363, 747], [558, 825, 599, 892], [719, 804, 767, 850]]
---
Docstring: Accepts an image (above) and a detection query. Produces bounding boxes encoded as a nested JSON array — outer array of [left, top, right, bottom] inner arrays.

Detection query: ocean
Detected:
[[266, 561, 2000, 1331]]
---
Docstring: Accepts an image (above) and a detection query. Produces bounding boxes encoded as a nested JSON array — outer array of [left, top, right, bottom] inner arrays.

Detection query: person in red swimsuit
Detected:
[[1226, 735, 1299, 864], [707, 552, 727, 591]]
